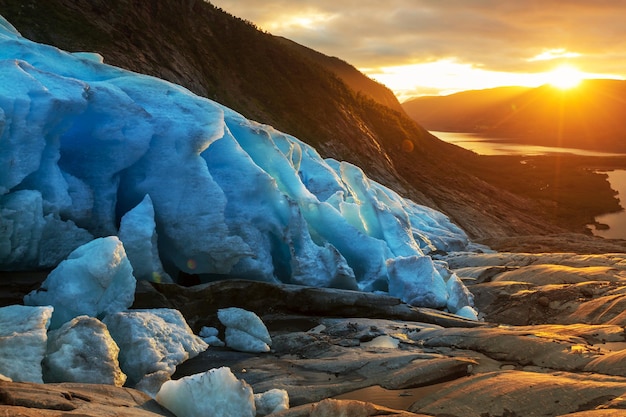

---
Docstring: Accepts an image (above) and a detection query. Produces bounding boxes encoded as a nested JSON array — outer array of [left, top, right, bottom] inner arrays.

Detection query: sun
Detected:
[[544, 64, 585, 90]]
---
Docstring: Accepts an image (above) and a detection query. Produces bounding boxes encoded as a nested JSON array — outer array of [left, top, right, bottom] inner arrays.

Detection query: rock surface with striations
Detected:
[[4, 272, 626, 415]]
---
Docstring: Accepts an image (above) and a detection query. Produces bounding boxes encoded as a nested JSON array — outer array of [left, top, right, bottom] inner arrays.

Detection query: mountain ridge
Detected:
[[273, 36, 406, 114], [403, 80, 626, 153]]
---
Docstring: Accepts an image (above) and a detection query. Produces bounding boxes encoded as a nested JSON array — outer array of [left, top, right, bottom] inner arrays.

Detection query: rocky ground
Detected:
[[4, 243, 626, 416]]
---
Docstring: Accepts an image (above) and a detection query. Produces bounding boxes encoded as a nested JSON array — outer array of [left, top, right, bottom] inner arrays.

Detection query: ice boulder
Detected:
[[156, 367, 255, 417], [455, 305, 479, 321], [446, 274, 475, 314], [218, 307, 271, 353], [254, 389, 290, 416], [43, 315, 126, 386], [387, 255, 448, 309], [199, 326, 225, 347], [23, 236, 136, 329], [118, 194, 172, 283], [103, 308, 208, 395], [0, 304, 52, 383]]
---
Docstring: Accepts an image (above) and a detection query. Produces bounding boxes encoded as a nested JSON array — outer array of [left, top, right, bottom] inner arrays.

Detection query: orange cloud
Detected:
[[211, 1, 626, 97]]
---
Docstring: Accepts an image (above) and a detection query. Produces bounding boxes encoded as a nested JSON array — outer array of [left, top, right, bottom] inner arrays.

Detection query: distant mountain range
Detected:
[[403, 81, 626, 153], [1, 0, 621, 242]]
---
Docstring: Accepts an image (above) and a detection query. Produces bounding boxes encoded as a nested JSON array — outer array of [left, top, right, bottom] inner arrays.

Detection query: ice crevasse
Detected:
[[0, 15, 483, 318]]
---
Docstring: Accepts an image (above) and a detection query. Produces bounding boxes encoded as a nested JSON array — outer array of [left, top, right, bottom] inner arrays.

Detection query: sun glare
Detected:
[[265, 12, 336, 32], [544, 65, 585, 90], [364, 59, 624, 101]]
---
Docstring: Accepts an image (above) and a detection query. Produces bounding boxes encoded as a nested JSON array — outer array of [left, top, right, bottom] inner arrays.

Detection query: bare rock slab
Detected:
[[267, 398, 431, 417], [0, 380, 174, 416], [133, 279, 483, 332], [409, 370, 626, 417]]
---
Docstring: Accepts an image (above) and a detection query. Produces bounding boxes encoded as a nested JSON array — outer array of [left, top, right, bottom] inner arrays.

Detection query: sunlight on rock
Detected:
[[362, 335, 400, 349]]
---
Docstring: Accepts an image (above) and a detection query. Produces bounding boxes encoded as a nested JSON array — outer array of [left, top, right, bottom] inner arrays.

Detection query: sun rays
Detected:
[[544, 64, 586, 90]]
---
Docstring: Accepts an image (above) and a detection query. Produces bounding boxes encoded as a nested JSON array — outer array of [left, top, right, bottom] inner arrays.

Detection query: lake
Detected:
[[431, 131, 626, 239]]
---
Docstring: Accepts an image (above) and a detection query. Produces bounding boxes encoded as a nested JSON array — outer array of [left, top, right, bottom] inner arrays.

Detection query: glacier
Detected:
[[0, 15, 482, 315]]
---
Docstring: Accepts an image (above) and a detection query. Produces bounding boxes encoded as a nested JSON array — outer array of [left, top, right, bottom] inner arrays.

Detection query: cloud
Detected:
[[212, 1, 625, 65], [527, 49, 582, 62], [210, 0, 626, 95]]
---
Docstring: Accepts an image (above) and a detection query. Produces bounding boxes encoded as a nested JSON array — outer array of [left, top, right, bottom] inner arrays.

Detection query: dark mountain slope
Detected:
[[2, 0, 616, 242], [274, 36, 405, 114], [403, 86, 530, 131], [403, 81, 626, 153]]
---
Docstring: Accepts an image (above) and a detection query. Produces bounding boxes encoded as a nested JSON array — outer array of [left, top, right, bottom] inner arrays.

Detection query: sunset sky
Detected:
[[210, 0, 626, 101]]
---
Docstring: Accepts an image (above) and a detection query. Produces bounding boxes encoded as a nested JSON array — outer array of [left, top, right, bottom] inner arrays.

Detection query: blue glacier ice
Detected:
[[0, 15, 482, 316], [23, 236, 136, 329]]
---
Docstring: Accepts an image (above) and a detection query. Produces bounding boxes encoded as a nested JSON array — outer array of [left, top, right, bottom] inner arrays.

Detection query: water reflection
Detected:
[[431, 131, 626, 239], [590, 170, 626, 239], [432, 131, 626, 157]]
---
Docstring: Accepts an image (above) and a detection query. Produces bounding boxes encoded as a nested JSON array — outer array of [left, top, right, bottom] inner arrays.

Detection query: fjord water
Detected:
[[432, 131, 625, 157], [590, 170, 626, 239], [432, 131, 626, 239]]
